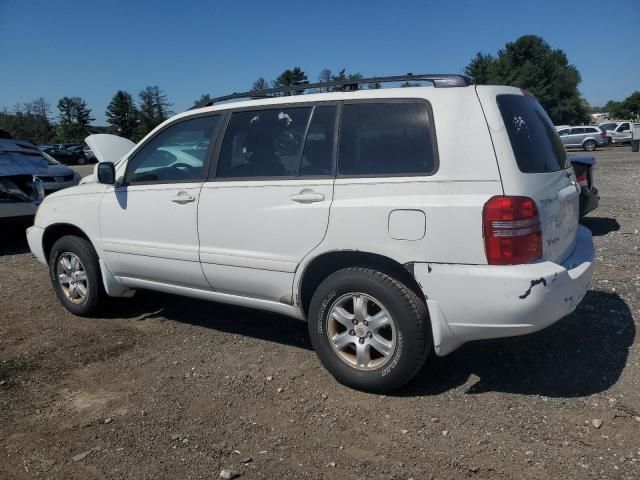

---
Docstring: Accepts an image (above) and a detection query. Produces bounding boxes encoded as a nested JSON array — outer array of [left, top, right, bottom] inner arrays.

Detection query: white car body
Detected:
[[599, 121, 634, 144], [27, 84, 594, 357]]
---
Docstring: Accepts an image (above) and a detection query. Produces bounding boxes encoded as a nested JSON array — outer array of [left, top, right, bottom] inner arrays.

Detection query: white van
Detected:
[[27, 75, 594, 392]]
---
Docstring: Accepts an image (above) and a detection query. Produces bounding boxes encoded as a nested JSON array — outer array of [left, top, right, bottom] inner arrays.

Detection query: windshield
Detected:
[[0, 150, 49, 174], [599, 122, 617, 131], [40, 151, 60, 165]]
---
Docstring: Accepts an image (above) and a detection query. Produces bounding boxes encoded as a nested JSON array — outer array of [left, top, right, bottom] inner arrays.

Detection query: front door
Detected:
[[100, 114, 222, 289], [198, 104, 338, 302]]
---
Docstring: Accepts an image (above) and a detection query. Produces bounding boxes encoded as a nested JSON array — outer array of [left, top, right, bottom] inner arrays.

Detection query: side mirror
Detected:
[[97, 162, 116, 185]]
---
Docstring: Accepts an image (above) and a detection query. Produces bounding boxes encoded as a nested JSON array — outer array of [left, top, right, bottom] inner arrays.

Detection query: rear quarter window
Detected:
[[338, 101, 437, 176], [496, 94, 569, 173]]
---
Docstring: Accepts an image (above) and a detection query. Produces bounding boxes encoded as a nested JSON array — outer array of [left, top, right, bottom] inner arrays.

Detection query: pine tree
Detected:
[[105, 90, 138, 139]]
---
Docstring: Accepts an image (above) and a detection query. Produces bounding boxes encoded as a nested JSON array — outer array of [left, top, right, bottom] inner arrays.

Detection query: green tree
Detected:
[[274, 67, 308, 95], [0, 99, 55, 143], [134, 86, 172, 141], [251, 78, 269, 91], [56, 96, 94, 142], [465, 35, 588, 124], [608, 92, 640, 120], [330, 69, 363, 91], [464, 52, 494, 84], [105, 90, 137, 139], [193, 93, 213, 107], [400, 81, 421, 88]]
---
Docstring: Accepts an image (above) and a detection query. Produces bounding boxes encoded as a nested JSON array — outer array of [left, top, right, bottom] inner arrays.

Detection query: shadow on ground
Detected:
[[404, 290, 634, 398], [102, 288, 634, 399], [580, 217, 620, 236], [0, 219, 32, 256]]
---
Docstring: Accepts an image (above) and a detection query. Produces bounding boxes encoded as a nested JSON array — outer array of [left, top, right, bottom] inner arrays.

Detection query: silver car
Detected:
[[557, 125, 607, 151]]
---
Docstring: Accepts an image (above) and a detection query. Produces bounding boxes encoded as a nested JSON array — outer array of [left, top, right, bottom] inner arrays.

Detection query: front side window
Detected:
[[217, 107, 312, 178], [126, 115, 220, 184], [618, 123, 630, 132], [558, 129, 570, 136], [338, 102, 437, 176]]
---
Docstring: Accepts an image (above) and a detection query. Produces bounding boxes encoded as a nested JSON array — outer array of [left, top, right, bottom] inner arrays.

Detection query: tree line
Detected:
[[0, 86, 172, 145], [2, 35, 638, 145]]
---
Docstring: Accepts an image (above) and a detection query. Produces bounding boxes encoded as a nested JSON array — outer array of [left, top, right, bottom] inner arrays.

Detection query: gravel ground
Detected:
[[1, 147, 639, 479]]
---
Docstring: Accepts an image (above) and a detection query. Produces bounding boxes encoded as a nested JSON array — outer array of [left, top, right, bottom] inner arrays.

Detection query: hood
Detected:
[[43, 164, 76, 177], [85, 134, 135, 164]]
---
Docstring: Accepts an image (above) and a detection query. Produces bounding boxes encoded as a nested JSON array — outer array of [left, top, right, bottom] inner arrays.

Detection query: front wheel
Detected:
[[583, 140, 597, 151], [308, 268, 431, 393], [48, 235, 104, 316]]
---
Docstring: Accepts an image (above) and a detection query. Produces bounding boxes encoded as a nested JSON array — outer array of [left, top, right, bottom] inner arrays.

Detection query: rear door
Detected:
[[569, 127, 586, 147], [476, 87, 579, 263]]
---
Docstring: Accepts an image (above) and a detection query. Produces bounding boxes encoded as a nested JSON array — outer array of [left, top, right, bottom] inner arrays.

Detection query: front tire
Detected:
[[308, 268, 431, 393], [583, 140, 597, 151], [48, 235, 103, 316]]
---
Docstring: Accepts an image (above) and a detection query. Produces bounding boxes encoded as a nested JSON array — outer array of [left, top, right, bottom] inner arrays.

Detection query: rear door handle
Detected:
[[291, 191, 325, 204], [171, 192, 196, 204]]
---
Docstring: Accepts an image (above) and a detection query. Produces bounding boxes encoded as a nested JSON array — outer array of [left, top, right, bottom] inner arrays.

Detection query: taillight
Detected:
[[483, 196, 542, 265], [576, 171, 589, 188]]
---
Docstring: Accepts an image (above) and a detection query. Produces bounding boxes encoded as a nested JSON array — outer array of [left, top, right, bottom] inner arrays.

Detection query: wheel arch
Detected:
[[298, 250, 426, 317], [42, 223, 93, 262]]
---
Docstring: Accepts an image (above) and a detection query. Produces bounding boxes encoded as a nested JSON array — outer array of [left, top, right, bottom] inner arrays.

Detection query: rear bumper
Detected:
[[579, 186, 599, 217], [414, 226, 595, 356]]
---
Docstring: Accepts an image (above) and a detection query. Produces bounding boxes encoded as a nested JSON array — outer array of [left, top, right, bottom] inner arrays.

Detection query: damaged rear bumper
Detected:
[[414, 226, 595, 356]]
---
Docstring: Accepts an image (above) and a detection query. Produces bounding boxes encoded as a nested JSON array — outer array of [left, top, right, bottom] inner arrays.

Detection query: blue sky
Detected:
[[1, 0, 638, 124]]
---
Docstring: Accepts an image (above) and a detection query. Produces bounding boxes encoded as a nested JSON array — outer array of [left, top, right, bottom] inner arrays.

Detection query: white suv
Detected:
[[27, 75, 595, 393]]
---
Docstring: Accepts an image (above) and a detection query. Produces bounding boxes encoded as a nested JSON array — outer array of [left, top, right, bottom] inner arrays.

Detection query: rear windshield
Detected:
[[496, 94, 569, 173]]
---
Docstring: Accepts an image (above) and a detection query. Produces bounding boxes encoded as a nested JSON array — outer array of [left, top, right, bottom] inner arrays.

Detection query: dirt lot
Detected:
[[1, 148, 639, 479]]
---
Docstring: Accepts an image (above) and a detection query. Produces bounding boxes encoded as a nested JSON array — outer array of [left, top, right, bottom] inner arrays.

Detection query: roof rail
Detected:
[[190, 73, 472, 110]]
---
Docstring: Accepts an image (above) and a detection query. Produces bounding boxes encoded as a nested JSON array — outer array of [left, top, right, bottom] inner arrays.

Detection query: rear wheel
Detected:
[[583, 140, 597, 151], [308, 267, 431, 393], [48, 235, 103, 316]]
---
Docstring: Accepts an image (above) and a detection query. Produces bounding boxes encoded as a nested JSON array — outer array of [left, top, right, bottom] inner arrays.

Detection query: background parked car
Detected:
[[40, 146, 87, 165], [557, 125, 607, 151], [569, 156, 599, 217], [599, 121, 633, 144], [37, 151, 81, 194]]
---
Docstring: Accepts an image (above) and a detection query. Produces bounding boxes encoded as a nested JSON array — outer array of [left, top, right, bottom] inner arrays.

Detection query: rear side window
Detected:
[[585, 128, 598, 133], [217, 107, 312, 178], [570, 128, 585, 135], [496, 95, 569, 173], [338, 102, 437, 176]]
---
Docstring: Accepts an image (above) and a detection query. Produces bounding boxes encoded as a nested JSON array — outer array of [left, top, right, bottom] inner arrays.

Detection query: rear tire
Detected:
[[48, 235, 104, 316], [583, 140, 597, 151], [308, 267, 431, 393]]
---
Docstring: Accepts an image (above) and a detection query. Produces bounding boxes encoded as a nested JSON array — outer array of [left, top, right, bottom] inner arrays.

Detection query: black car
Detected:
[[570, 156, 599, 217], [41, 147, 87, 165]]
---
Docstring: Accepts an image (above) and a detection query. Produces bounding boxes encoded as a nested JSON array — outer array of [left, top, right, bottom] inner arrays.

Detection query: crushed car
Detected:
[[1, 139, 46, 222]]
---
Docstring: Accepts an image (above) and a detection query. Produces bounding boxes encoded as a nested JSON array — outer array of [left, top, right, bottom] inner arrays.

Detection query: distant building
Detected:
[[590, 112, 610, 124]]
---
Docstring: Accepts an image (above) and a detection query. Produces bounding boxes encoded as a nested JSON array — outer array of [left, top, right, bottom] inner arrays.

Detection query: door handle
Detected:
[[291, 190, 325, 204], [171, 192, 196, 204]]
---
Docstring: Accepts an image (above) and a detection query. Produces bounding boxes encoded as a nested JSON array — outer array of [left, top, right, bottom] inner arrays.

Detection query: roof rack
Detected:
[[190, 73, 472, 109]]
